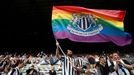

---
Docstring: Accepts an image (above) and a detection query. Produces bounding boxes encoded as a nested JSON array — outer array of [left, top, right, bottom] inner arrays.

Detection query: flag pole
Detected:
[[55, 39, 66, 56]]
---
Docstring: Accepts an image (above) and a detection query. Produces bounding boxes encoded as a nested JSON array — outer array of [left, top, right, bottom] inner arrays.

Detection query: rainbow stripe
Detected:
[[52, 6, 132, 46]]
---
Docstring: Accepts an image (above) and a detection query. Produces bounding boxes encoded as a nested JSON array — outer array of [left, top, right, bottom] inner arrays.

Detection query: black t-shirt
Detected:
[[98, 63, 109, 75], [49, 70, 57, 75], [26, 68, 38, 75]]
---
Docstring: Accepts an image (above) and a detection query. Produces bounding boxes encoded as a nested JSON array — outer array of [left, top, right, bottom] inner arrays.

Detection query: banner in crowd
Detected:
[[52, 6, 132, 46]]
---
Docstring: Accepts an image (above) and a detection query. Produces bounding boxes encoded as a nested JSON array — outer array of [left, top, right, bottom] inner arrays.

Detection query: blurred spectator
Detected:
[[109, 52, 132, 75], [26, 64, 39, 75], [97, 56, 109, 75], [8, 60, 24, 75], [49, 65, 57, 75]]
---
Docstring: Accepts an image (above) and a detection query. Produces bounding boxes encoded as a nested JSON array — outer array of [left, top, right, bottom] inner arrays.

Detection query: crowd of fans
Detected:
[[0, 50, 134, 75]]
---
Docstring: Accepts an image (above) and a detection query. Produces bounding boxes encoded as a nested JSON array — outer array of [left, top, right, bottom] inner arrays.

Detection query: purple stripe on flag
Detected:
[[53, 31, 132, 46]]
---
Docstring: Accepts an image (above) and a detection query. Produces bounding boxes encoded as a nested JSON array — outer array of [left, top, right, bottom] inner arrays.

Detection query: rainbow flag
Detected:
[[52, 6, 132, 46]]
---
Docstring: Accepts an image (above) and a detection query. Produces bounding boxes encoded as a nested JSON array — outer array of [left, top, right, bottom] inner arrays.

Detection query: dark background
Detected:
[[0, 0, 133, 54]]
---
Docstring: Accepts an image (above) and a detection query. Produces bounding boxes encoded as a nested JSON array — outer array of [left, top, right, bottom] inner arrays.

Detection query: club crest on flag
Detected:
[[67, 13, 103, 36]]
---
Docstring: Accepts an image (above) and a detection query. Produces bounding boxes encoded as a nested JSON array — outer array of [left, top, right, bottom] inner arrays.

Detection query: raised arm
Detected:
[[55, 41, 60, 59], [119, 59, 134, 70]]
